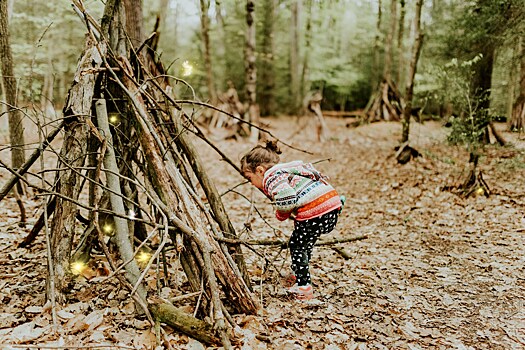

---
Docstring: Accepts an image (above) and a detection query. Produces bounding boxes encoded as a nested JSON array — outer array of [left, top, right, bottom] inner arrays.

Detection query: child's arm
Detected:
[[266, 173, 298, 221]]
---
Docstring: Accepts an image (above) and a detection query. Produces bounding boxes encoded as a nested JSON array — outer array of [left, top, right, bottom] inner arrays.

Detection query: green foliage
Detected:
[[431, 55, 492, 151], [10, 0, 103, 104]]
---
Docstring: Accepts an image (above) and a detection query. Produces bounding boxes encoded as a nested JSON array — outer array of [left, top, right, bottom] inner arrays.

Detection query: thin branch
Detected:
[[177, 99, 313, 155]]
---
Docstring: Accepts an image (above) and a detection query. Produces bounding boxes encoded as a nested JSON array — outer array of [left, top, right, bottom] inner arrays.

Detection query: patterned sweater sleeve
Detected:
[[265, 172, 298, 221]]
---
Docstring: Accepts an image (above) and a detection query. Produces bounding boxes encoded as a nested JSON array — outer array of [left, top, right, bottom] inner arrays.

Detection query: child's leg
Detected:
[[289, 223, 315, 286], [291, 210, 341, 283]]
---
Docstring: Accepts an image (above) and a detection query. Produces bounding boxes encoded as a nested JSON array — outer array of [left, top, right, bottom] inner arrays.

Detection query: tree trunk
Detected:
[[245, 0, 260, 141], [157, 0, 169, 36], [260, 0, 277, 117], [289, 0, 300, 113], [510, 37, 525, 131], [373, 0, 383, 88], [0, 0, 26, 175], [123, 0, 144, 49], [395, 0, 406, 87], [200, 0, 217, 104], [300, 0, 313, 110], [214, 0, 226, 83], [401, 0, 424, 143], [50, 38, 105, 302], [383, 0, 397, 82], [41, 58, 54, 118]]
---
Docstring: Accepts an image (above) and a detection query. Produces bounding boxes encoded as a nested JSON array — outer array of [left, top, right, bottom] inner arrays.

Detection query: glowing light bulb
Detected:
[[71, 261, 86, 275], [103, 224, 113, 234], [182, 60, 193, 76], [137, 251, 151, 264], [476, 187, 484, 196], [109, 114, 119, 124], [128, 209, 136, 219]]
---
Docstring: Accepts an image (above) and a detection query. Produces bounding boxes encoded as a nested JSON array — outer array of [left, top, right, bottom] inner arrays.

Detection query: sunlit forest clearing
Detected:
[[0, 0, 524, 349]]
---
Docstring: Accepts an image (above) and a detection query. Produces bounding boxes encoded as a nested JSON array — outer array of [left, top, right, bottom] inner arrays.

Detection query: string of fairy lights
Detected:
[[70, 59, 195, 276]]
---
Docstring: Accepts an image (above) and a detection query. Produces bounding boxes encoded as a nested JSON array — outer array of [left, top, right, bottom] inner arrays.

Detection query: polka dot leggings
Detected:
[[289, 209, 340, 286]]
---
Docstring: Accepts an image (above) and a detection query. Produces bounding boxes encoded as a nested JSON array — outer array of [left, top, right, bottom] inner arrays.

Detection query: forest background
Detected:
[[1, 0, 524, 127], [1, 0, 525, 348]]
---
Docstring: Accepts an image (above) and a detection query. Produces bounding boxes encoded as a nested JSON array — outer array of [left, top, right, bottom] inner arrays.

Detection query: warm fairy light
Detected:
[[182, 60, 193, 76], [103, 224, 113, 234], [71, 261, 87, 275], [476, 187, 484, 195], [128, 209, 136, 219], [109, 114, 119, 124], [136, 251, 151, 264]]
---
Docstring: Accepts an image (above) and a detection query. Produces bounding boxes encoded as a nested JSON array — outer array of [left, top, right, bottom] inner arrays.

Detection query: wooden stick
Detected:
[[217, 235, 368, 247], [95, 98, 146, 302], [149, 296, 220, 346]]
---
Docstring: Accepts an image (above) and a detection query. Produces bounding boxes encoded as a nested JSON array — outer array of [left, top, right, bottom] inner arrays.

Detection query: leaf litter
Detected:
[[0, 117, 524, 349]]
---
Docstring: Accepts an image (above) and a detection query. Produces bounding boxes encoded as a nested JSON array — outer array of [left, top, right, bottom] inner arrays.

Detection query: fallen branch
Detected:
[[331, 247, 352, 260], [149, 296, 220, 346], [218, 235, 368, 248]]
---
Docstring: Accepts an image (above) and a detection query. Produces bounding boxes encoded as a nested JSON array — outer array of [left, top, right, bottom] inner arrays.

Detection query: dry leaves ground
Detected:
[[0, 116, 524, 349]]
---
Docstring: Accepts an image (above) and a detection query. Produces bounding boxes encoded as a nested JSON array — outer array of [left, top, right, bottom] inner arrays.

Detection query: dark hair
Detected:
[[240, 140, 281, 173]]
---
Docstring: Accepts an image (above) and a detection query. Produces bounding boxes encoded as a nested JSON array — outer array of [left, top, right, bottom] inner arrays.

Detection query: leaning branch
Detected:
[[0, 121, 63, 202]]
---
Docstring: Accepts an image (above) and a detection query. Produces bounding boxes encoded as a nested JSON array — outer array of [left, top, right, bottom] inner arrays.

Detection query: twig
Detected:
[[37, 106, 58, 331], [0, 122, 63, 202], [176, 100, 313, 155]]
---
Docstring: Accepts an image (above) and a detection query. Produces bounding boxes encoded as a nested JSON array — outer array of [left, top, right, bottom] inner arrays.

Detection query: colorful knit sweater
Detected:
[[262, 161, 342, 221]]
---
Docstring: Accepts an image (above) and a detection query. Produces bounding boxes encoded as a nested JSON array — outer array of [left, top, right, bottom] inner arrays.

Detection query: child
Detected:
[[241, 141, 343, 300]]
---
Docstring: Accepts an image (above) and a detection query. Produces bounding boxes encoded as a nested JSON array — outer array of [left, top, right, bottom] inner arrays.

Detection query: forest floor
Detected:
[[0, 116, 524, 349]]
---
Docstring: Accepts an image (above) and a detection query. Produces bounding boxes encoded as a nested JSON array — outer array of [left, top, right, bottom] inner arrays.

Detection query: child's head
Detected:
[[241, 140, 281, 189]]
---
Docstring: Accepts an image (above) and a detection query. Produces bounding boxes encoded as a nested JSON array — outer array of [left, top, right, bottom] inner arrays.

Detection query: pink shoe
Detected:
[[288, 283, 314, 301]]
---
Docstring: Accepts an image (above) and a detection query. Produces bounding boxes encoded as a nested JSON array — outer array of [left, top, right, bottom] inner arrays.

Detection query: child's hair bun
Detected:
[[265, 140, 282, 154]]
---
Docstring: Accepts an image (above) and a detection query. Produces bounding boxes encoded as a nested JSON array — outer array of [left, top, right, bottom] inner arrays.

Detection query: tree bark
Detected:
[[300, 0, 313, 110], [174, 129, 253, 290], [95, 98, 146, 302], [290, 0, 300, 113], [396, 0, 406, 87], [245, 0, 260, 141], [50, 38, 105, 302], [510, 37, 525, 131], [118, 58, 259, 315], [401, 0, 424, 143], [383, 0, 397, 82], [0, 0, 26, 175], [373, 0, 383, 88], [149, 297, 220, 346], [260, 0, 277, 117], [123, 0, 144, 49], [200, 0, 217, 104]]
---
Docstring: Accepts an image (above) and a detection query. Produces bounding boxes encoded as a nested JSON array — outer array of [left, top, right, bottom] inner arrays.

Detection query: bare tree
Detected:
[[200, 0, 217, 104], [510, 38, 525, 132], [396, 0, 406, 87], [260, 0, 277, 116], [0, 0, 26, 176], [401, 0, 424, 144], [383, 0, 397, 81], [372, 0, 383, 88], [245, 0, 260, 141], [123, 0, 144, 49], [290, 0, 300, 113]]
